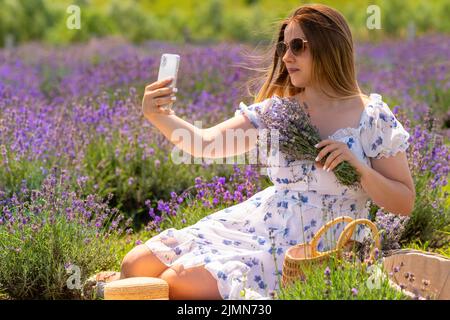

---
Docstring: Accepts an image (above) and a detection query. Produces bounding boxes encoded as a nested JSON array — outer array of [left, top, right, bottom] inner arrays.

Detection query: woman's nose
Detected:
[[282, 49, 295, 64]]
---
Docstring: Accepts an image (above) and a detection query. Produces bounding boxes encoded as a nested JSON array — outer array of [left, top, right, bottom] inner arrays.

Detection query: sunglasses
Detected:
[[276, 38, 308, 57]]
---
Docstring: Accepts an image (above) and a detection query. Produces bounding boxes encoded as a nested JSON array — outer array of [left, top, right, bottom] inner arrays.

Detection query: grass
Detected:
[[403, 239, 450, 258], [276, 253, 410, 300]]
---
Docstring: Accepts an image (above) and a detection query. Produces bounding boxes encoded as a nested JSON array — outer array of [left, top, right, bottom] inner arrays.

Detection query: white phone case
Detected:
[[157, 54, 180, 110]]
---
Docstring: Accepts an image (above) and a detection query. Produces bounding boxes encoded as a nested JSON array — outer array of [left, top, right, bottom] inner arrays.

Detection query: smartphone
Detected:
[[157, 53, 180, 111]]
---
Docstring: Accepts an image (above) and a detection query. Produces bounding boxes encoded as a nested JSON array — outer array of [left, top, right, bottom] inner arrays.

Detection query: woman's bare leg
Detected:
[[120, 244, 169, 279], [159, 264, 223, 300]]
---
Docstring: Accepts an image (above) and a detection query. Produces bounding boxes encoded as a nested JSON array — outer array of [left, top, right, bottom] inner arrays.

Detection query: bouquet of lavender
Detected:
[[255, 97, 362, 190]]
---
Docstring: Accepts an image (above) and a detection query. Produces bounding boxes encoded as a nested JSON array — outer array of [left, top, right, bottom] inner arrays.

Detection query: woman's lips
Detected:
[[288, 68, 300, 73]]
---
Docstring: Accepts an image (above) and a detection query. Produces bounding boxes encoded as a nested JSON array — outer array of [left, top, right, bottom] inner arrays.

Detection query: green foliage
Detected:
[[80, 132, 234, 228], [0, 209, 120, 300], [0, 150, 47, 195], [404, 239, 450, 259], [400, 172, 450, 248], [1, 0, 449, 47], [0, 0, 55, 46]]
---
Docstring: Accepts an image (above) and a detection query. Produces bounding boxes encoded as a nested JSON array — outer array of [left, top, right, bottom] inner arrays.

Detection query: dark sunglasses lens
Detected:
[[291, 39, 304, 55], [276, 42, 287, 56]]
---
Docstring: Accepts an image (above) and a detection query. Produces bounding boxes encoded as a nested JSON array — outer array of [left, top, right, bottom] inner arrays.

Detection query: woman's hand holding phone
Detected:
[[142, 77, 177, 117]]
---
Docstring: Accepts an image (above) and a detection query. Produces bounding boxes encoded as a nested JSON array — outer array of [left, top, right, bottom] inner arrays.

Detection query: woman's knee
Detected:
[[120, 244, 167, 278]]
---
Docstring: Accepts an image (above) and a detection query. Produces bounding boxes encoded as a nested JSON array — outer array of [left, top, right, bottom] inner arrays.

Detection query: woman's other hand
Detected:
[[314, 139, 368, 176]]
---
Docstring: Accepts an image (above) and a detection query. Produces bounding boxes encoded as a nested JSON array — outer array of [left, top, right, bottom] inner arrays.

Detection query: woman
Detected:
[[113, 4, 415, 300]]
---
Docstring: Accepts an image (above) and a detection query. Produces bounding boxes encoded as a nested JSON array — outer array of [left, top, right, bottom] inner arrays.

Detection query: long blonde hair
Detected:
[[240, 4, 364, 104]]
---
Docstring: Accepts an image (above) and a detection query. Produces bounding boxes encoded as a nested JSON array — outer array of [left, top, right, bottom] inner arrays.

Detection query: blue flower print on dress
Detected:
[[347, 137, 355, 149], [204, 256, 212, 263], [267, 246, 284, 256], [277, 201, 288, 209], [246, 257, 260, 268], [217, 270, 227, 281], [276, 177, 290, 184], [223, 239, 232, 245], [356, 224, 364, 236], [361, 93, 410, 159], [379, 112, 388, 122], [258, 281, 267, 289], [318, 240, 324, 251], [371, 136, 384, 151]]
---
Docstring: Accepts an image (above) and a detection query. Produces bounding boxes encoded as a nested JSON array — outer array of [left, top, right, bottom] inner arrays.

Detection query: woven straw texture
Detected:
[[282, 216, 381, 288], [104, 277, 169, 300]]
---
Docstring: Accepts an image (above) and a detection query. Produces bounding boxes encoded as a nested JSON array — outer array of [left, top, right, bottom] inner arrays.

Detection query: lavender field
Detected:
[[0, 34, 449, 299]]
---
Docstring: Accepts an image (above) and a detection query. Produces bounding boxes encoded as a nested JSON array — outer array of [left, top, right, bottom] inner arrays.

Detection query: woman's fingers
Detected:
[[145, 77, 173, 91], [142, 78, 178, 117], [145, 86, 174, 96], [158, 107, 175, 115], [154, 94, 176, 107]]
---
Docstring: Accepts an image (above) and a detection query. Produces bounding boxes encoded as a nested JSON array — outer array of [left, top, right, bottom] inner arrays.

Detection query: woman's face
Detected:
[[281, 22, 312, 88]]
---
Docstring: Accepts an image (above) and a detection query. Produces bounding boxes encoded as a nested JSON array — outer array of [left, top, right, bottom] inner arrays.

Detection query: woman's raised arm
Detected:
[[142, 79, 259, 159], [145, 112, 258, 159]]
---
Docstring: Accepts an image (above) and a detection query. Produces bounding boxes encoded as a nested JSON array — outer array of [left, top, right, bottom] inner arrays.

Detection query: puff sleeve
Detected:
[[234, 97, 275, 129], [360, 94, 411, 159]]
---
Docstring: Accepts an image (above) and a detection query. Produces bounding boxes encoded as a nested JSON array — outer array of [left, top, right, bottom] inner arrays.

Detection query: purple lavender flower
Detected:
[[324, 266, 331, 277], [374, 247, 379, 260]]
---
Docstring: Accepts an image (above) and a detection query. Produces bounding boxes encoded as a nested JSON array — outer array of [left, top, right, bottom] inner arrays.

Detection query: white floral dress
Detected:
[[145, 93, 411, 300]]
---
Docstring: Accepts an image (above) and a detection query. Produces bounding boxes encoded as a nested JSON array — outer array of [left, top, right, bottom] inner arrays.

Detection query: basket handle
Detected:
[[335, 219, 382, 260], [310, 216, 354, 257]]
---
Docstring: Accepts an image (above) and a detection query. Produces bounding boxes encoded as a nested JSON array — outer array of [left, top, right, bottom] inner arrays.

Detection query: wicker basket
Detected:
[[281, 216, 381, 288], [104, 277, 169, 300]]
